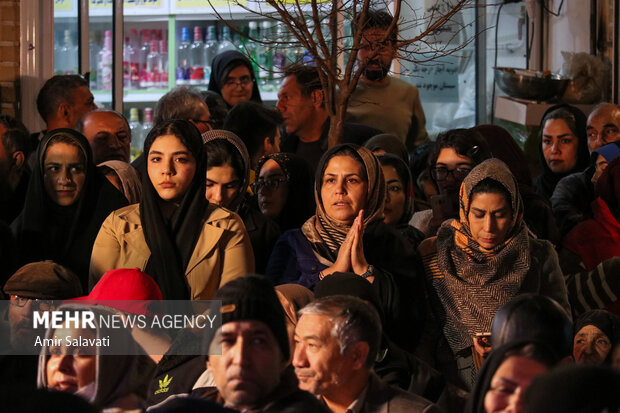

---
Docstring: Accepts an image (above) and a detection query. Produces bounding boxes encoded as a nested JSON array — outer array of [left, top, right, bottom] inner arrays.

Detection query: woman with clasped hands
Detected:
[[266, 144, 427, 350]]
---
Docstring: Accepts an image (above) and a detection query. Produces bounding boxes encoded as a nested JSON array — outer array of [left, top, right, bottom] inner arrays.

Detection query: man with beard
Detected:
[[346, 10, 429, 151]]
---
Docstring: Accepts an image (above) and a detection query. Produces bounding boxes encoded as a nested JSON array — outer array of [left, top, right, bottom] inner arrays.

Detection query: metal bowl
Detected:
[[494, 67, 571, 101]]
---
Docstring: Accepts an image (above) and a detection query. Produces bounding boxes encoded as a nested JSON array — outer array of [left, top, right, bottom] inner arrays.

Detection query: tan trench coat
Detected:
[[89, 203, 254, 299]]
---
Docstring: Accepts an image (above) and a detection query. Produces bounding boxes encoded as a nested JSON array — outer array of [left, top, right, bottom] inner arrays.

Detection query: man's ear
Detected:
[[56, 101, 71, 124], [348, 341, 370, 370], [264, 137, 273, 154], [11, 151, 24, 171], [310, 89, 324, 108]]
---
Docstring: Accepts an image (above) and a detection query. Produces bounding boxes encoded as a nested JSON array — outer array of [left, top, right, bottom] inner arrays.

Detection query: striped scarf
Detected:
[[432, 159, 530, 354]]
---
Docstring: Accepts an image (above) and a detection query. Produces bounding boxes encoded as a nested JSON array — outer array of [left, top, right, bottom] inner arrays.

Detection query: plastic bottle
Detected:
[[129, 108, 142, 160], [245, 21, 260, 75], [141, 108, 154, 144], [89, 31, 101, 90], [217, 26, 237, 54], [272, 25, 287, 89], [145, 40, 160, 90], [203, 25, 218, 70], [57, 30, 78, 75], [257, 21, 273, 90], [99, 30, 113, 91], [176, 27, 191, 85], [190, 26, 205, 85], [285, 29, 302, 67], [158, 40, 169, 89], [139, 30, 152, 89], [123, 36, 139, 89]]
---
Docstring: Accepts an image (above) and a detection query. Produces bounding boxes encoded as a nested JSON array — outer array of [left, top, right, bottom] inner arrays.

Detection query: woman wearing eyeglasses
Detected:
[[266, 144, 428, 351], [207, 50, 262, 108], [411, 128, 492, 237], [254, 153, 315, 230], [418, 158, 570, 391]]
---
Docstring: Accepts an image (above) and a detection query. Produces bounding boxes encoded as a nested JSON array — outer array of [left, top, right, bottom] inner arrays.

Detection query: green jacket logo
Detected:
[[154, 374, 173, 395]]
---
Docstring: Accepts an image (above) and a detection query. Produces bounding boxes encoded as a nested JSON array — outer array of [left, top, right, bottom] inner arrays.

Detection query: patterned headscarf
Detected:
[[301, 144, 386, 263], [435, 158, 530, 353]]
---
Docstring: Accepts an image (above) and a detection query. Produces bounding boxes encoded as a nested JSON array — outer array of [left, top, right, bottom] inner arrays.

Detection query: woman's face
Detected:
[[46, 327, 97, 394], [467, 191, 513, 250], [381, 165, 406, 224], [434, 147, 473, 195], [147, 134, 197, 203], [541, 119, 579, 174], [573, 324, 612, 364], [483, 355, 548, 413], [206, 164, 241, 208], [320, 155, 368, 224], [221, 65, 253, 107], [257, 159, 289, 218], [43, 142, 87, 206]]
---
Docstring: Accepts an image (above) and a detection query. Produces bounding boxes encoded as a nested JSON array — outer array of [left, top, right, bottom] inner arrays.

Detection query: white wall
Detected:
[[546, 0, 591, 72]]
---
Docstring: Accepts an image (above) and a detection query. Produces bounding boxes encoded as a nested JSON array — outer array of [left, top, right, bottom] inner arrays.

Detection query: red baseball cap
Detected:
[[68, 268, 162, 316]]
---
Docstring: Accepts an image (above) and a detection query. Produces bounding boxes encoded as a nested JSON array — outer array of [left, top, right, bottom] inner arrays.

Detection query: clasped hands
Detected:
[[321, 210, 372, 281]]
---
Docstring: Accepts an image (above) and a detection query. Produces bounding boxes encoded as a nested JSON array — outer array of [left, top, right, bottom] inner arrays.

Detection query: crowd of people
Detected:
[[1, 9, 620, 413]]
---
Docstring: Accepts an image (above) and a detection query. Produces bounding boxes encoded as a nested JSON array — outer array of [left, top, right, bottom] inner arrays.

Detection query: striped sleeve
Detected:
[[565, 257, 620, 316]]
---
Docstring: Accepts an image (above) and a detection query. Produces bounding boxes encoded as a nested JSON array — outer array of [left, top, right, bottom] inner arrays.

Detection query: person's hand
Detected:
[[350, 210, 369, 276], [473, 335, 492, 358], [322, 218, 354, 277]]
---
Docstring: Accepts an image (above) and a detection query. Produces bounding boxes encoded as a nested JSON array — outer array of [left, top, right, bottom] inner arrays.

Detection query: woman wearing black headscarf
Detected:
[[377, 154, 425, 248], [464, 340, 561, 413], [207, 51, 262, 108], [533, 104, 590, 200], [12, 129, 128, 289], [90, 120, 254, 299], [254, 152, 315, 231], [573, 310, 620, 365]]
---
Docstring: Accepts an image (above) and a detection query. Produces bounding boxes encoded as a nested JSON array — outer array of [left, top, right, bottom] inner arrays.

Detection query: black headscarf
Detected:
[[207, 51, 262, 107], [140, 120, 208, 299], [491, 294, 573, 358], [256, 152, 315, 231], [574, 309, 620, 362], [464, 340, 561, 413], [11, 129, 127, 289], [534, 104, 590, 199]]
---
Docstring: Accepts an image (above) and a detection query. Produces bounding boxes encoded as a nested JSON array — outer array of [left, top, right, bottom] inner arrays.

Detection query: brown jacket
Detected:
[[89, 203, 254, 299]]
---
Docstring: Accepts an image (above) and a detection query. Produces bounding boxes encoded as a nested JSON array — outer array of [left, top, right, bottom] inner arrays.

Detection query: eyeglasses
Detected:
[[223, 76, 254, 89], [251, 178, 288, 192], [430, 166, 472, 182], [10, 295, 56, 311]]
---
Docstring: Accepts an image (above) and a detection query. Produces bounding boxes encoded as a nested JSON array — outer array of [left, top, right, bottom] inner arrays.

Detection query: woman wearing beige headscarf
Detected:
[[266, 143, 428, 351], [418, 158, 571, 391], [98, 160, 142, 204]]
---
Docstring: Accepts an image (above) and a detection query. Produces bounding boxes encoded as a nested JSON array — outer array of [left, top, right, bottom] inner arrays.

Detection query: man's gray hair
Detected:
[[299, 295, 381, 368], [154, 86, 206, 124]]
